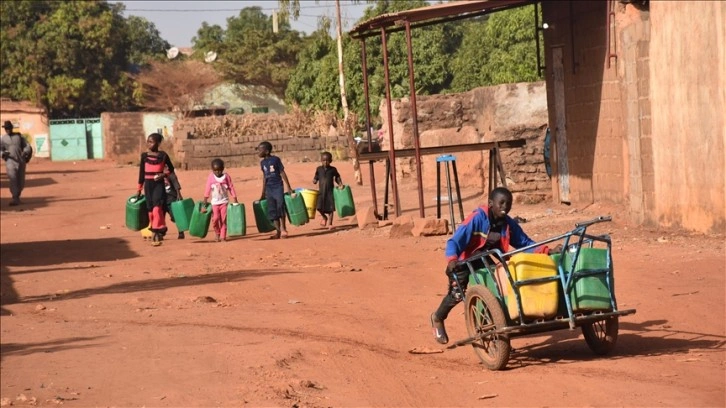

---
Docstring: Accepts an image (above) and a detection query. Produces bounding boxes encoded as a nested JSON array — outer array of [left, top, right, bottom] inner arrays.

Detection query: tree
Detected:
[[125, 16, 170, 66], [450, 5, 539, 92], [133, 60, 221, 117], [191, 22, 225, 61], [285, 0, 539, 126], [215, 7, 304, 98], [285, 31, 339, 111], [339, 0, 462, 124], [280, 0, 366, 183], [0, 1, 142, 118]]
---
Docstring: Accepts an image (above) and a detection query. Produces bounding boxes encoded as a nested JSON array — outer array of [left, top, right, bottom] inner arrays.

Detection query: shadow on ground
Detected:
[[1, 238, 138, 314], [502, 318, 726, 370], [0, 336, 107, 362]]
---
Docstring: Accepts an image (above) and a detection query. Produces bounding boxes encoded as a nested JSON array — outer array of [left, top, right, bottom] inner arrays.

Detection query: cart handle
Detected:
[[575, 215, 612, 228]]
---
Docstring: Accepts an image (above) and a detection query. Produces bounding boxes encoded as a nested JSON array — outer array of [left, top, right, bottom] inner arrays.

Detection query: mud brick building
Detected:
[[355, 0, 724, 233], [540, 0, 724, 233]]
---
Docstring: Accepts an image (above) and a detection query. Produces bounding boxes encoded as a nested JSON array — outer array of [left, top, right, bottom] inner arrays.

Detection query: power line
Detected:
[[125, 4, 361, 13]]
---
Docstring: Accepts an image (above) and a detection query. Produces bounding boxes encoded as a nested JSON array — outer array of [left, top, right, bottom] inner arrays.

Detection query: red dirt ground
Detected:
[[1, 158, 724, 407]]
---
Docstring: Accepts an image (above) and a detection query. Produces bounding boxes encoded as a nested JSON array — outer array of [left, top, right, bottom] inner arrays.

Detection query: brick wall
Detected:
[[542, 1, 724, 233], [102, 112, 145, 165], [543, 1, 627, 205], [172, 116, 348, 170]]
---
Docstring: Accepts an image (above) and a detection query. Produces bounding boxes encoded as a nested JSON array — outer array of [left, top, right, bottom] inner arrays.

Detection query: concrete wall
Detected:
[[648, 1, 725, 232], [381, 82, 551, 202]]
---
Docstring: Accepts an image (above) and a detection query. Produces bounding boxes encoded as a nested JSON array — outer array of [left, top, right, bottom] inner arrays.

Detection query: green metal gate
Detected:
[[49, 118, 103, 161]]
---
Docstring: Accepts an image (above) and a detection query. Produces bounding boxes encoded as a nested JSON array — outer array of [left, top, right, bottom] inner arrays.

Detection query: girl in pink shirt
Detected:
[[202, 158, 238, 242]]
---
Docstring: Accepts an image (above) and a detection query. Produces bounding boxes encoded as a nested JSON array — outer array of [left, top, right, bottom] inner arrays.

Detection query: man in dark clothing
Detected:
[[1, 121, 32, 206]]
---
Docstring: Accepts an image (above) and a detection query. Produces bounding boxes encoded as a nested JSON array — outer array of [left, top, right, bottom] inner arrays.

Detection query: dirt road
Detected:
[[1, 159, 724, 407]]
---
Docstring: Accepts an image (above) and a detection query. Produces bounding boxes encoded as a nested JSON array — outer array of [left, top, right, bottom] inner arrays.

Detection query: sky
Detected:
[[117, 1, 370, 48]]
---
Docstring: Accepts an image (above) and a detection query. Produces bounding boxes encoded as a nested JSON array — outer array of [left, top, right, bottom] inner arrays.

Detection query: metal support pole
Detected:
[[404, 21, 425, 218], [436, 160, 441, 219], [381, 27, 400, 216], [444, 162, 456, 230], [360, 40, 378, 218], [451, 159, 465, 222], [384, 158, 390, 220]]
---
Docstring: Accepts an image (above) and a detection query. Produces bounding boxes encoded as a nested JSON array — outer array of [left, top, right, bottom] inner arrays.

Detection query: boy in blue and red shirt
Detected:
[[431, 187, 560, 344]]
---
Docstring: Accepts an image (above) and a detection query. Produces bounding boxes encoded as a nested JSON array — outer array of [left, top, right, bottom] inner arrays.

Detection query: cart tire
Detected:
[[464, 285, 511, 370], [582, 316, 619, 355]]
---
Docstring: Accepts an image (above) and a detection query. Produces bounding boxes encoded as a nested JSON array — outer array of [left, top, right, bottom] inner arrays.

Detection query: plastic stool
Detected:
[[436, 154, 465, 231]]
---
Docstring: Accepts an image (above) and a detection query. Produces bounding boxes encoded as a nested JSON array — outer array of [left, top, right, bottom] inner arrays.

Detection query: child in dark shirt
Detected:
[[312, 151, 344, 229], [257, 141, 293, 239]]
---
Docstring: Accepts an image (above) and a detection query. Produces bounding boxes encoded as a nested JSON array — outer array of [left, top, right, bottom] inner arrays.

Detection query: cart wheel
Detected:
[[465, 285, 510, 370], [582, 316, 619, 355]]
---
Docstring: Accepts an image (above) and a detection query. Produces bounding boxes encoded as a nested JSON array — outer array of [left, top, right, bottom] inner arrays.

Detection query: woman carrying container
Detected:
[[136, 132, 175, 246]]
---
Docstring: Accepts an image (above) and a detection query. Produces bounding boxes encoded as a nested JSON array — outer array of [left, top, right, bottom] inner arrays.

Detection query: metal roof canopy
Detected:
[[349, 0, 533, 219], [350, 0, 532, 39]]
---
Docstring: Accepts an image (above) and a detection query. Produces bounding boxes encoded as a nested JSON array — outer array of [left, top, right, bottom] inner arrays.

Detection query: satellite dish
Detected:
[[166, 47, 179, 59], [204, 51, 218, 63]]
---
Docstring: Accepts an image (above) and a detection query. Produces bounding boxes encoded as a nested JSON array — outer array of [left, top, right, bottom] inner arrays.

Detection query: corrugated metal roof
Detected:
[[350, 0, 532, 38]]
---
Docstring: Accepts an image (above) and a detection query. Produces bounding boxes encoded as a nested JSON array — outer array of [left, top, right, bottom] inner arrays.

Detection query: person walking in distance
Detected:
[[1, 121, 32, 206]]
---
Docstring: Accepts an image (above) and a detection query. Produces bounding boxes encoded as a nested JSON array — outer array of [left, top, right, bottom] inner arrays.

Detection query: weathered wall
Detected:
[[172, 116, 348, 170], [541, 0, 725, 233], [204, 83, 287, 114], [616, 3, 653, 225], [648, 1, 725, 233], [0, 100, 50, 158], [381, 82, 551, 202], [543, 1, 625, 205], [103, 111, 350, 169], [101, 112, 145, 165]]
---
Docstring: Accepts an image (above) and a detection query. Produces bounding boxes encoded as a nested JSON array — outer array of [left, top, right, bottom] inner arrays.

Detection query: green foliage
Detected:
[[125, 15, 170, 66], [213, 7, 305, 98], [0, 0, 169, 118], [285, 31, 340, 112], [284, 1, 540, 126], [286, 0, 463, 126], [191, 22, 225, 60], [450, 5, 540, 92]]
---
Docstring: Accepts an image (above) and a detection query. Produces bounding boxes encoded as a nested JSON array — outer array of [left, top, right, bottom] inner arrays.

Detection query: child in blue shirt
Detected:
[[257, 141, 294, 239]]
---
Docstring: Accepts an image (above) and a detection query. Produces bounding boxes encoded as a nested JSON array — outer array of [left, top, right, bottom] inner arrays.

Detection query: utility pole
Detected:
[[335, 0, 362, 185]]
